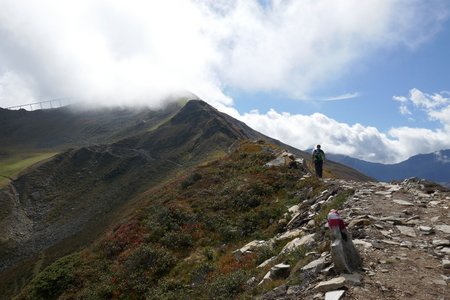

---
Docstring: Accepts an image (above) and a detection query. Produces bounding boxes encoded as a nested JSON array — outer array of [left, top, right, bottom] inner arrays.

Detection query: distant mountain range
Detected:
[[327, 150, 450, 187]]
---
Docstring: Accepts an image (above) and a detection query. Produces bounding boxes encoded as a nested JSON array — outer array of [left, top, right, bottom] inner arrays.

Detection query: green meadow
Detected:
[[0, 151, 57, 186]]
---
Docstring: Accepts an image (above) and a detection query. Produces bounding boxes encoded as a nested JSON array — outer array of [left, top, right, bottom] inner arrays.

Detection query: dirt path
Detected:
[[332, 178, 450, 299]]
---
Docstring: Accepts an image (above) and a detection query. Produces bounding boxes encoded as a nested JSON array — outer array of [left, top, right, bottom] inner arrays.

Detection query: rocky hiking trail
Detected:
[[237, 174, 450, 300], [331, 178, 450, 300]]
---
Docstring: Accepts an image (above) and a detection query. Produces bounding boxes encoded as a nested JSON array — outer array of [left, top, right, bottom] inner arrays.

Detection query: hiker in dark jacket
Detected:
[[312, 144, 325, 178]]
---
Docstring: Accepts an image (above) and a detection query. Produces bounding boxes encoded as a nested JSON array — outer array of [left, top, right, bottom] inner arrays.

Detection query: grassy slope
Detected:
[[15, 141, 353, 300], [0, 101, 370, 299], [0, 151, 58, 186], [0, 101, 256, 299]]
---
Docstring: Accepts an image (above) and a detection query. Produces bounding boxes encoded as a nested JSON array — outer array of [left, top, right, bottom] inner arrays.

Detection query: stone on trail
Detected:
[[380, 216, 406, 225], [325, 290, 345, 300], [375, 191, 392, 196], [301, 257, 326, 272], [400, 241, 413, 248], [353, 239, 373, 249], [432, 239, 450, 247], [393, 199, 415, 206], [442, 259, 450, 269], [348, 217, 371, 228], [438, 247, 450, 255], [396, 225, 417, 237], [431, 216, 440, 222], [419, 226, 433, 234], [342, 272, 362, 286], [314, 277, 346, 292], [435, 225, 450, 234]]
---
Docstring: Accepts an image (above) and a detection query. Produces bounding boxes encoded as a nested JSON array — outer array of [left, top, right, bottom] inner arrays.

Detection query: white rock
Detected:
[[435, 225, 450, 234], [258, 271, 272, 285], [419, 225, 433, 232], [325, 290, 345, 300], [275, 229, 303, 241], [281, 233, 315, 254], [301, 257, 326, 272], [286, 212, 301, 227], [430, 216, 440, 222], [393, 199, 414, 206], [442, 259, 450, 269], [439, 247, 450, 255], [375, 191, 392, 196], [353, 239, 373, 249], [396, 225, 416, 237], [380, 230, 391, 237], [257, 256, 277, 268], [400, 241, 413, 248], [270, 263, 291, 279], [233, 240, 267, 260], [288, 204, 300, 214], [315, 277, 346, 292], [432, 239, 450, 247], [265, 156, 286, 167], [246, 277, 257, 286], [381, 240, 401, 246]]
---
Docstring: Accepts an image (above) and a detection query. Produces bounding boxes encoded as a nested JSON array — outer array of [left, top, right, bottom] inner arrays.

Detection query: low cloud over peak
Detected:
[[1, 1, 449, 163], [0, 0, 447, 108]]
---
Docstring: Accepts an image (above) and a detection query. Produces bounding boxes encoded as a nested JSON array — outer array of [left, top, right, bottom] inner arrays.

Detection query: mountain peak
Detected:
[[169, 99, 219, 124]]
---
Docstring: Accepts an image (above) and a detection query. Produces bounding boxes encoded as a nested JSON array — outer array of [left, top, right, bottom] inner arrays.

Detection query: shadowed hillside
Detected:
[[0, 101, 185, 187]]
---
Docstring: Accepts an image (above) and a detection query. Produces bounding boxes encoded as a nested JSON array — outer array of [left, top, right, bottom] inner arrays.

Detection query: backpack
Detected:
[[313, 150, 323, 162]]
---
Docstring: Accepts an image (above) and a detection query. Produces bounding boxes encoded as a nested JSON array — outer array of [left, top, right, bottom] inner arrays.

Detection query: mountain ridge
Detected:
[[327, 149, 450, 187], [0, 99, 372, 298]]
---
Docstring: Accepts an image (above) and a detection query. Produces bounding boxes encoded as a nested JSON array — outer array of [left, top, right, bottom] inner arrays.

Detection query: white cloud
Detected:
[[1, 1, 449, 164], [0, 71, 36, 107], [234, 108, 400, 163], [0, 0, 448, 108], [393, 95, 408, 103], [399, 104, 412, 115], [220, 88, 450, 164], [435, 150, 450, 163], [394, 88, 450, 126], [224, 103, 450, 164], [409, 88, 449, 109], [320, 92, 360, 101]]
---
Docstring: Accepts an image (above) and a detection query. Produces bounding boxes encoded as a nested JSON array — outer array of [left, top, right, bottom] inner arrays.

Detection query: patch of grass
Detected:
[[0, 151, 57, 186]]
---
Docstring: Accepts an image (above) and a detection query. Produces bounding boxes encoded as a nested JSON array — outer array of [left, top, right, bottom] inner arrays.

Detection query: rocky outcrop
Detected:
[[251, 176, 450, 299]]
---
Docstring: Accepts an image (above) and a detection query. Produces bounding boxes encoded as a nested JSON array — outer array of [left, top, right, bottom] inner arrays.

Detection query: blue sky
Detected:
[[230, 15, 450, 131], [0, 0, 449, 163]]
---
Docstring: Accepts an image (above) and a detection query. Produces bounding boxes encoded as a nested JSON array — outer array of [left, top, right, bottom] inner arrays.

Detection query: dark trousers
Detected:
[[314, 161, 323, 178]]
